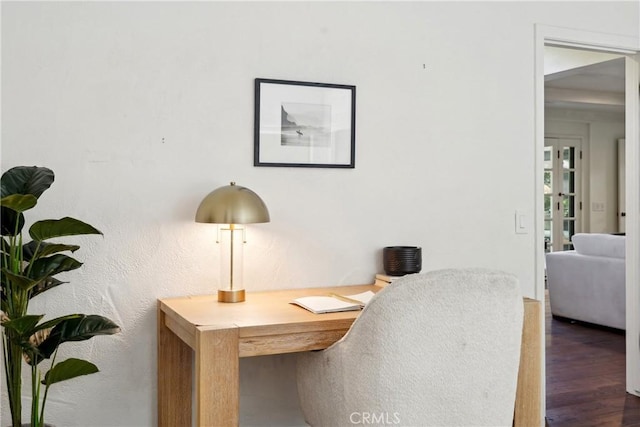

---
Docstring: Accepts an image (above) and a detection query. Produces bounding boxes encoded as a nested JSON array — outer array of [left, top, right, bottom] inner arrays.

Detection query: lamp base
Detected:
[[218, 288, 245, 303]]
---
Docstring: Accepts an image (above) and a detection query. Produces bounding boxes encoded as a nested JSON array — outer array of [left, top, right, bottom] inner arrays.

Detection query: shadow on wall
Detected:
[[240, 354, 307, 426]]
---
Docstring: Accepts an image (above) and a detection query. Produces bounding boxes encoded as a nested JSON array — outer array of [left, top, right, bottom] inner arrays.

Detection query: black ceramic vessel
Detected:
[[383, 246, 422, 276]]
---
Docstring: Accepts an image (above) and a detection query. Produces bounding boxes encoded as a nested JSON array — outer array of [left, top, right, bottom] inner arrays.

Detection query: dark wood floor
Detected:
[[545, 293, 640, 426]]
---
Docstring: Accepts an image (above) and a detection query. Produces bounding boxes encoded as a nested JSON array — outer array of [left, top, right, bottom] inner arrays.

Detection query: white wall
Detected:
[[591, 119, 626, 232], [546, 108, 625, 233], [2, 2, 638, 426]]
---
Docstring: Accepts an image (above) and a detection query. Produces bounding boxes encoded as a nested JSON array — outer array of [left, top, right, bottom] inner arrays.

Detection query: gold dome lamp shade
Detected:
[[195, 182, 270, 302]]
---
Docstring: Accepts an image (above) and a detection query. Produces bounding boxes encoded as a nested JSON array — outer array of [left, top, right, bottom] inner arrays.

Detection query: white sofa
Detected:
[[545, 233, 625, 330]]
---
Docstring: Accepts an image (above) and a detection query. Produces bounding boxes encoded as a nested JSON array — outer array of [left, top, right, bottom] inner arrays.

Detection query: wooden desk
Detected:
[[158, 285, 541, 427]]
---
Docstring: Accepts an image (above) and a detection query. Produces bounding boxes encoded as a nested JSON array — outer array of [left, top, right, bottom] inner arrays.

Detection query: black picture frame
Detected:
[[254, 78, 356, 168]]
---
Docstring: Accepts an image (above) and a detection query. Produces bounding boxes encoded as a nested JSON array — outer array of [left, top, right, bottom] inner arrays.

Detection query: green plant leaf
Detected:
[[1, 194, 37, 213], [33, 315, 120, 363], [0, 166, 54, 199], [21, 314, 84, 366], [0, 165, 54, 237], [1, 269, 40, 292], [0, 207, 25, 237], [29, 276, 66, 299], [33, 314, 82, 333], [2, 314, 44, 336], [27, 254, 83, 281], [43, 358, 99, 386], [29, 217, 102, 241], [23, 241, 80, 262]]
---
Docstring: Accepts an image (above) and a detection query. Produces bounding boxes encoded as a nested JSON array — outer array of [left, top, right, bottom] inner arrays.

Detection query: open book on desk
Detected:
[[291, 290, 376, 314]]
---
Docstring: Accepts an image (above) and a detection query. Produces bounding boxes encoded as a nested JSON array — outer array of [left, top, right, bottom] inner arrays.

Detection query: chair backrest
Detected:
[[297, 268, 524, 426]]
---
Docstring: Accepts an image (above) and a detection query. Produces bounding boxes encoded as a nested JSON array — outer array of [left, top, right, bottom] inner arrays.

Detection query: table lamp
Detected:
[[195, 182, 270, 302]]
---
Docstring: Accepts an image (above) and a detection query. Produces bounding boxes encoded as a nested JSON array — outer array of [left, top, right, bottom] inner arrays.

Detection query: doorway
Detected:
[[534, 24, 640, 418]]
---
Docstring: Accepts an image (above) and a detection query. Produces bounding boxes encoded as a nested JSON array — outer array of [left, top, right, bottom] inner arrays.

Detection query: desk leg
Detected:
[[514, 299, 542, 427], [158, 306, 193, 426], [196, 327, 240, 426]]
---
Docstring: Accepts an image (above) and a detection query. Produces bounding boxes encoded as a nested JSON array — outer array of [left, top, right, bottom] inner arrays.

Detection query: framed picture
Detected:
[[254, 78, 356, 168]]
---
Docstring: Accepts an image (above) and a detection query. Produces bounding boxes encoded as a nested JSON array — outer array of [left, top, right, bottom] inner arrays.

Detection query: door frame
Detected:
[[534, 24, 640, 417], [619, 138, 626, 233]]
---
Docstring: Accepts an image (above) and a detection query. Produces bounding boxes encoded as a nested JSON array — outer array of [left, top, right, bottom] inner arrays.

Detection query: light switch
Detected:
[[515, 210, 528, 234]]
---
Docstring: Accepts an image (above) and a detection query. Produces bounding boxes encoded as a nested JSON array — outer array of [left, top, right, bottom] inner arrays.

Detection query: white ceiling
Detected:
[[545, 57, 625, 113]]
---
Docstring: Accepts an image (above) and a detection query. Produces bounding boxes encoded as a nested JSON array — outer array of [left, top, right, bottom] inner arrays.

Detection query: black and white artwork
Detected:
[[254, 79, 355, 168], [281, 103, 331, 147]]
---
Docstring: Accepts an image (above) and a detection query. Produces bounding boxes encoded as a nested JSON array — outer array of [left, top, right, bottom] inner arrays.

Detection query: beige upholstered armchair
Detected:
[[296, 268, 523, 427]]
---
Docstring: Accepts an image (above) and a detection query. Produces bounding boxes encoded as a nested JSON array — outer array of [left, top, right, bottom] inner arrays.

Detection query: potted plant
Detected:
[[1, 166, 120, 427]]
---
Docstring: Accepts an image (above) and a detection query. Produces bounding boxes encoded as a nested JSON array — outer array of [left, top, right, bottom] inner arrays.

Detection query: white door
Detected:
[[618, 138, 626, 233], [544, 137, 582, 252]]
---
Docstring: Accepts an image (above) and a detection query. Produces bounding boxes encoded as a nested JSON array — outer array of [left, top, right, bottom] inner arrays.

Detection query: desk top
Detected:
[[159, 284, 378, 329]]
